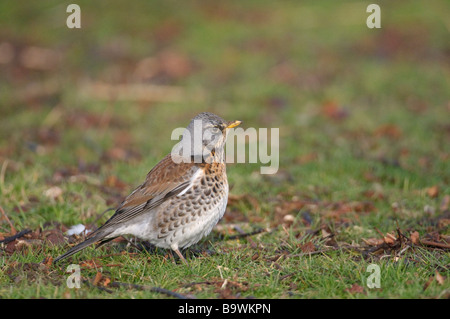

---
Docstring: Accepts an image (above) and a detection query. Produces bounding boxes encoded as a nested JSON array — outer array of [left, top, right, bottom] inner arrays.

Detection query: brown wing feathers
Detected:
[[54, 155, 200, 263]]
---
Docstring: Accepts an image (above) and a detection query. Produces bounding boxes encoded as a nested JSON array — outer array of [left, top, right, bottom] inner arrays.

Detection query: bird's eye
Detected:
[[210, 127, 221, 134]]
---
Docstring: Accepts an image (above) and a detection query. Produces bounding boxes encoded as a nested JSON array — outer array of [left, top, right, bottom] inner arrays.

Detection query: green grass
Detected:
[[0, 0, 449, 299]]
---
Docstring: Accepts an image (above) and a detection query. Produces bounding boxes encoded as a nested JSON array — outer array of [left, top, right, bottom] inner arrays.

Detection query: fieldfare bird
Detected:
[[54, 112, 241, 265]]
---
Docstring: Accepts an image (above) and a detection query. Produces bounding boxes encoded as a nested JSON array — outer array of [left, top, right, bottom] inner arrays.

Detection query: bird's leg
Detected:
[[123, 236, 143, 252], [174, 248, 190, 267]]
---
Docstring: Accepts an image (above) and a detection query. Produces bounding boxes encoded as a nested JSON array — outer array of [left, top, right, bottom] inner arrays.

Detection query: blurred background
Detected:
[[0, 1, 448, 227]]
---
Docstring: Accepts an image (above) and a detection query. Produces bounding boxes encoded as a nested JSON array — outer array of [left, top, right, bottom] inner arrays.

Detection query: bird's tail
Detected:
[[53, 231, 111, 264]]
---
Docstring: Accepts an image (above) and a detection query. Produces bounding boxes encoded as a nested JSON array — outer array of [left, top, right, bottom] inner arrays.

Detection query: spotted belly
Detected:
[[151, 164, 228, 249]]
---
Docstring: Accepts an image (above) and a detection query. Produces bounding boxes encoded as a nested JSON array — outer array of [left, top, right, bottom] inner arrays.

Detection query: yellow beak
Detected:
[[226, 120, 242, 129]]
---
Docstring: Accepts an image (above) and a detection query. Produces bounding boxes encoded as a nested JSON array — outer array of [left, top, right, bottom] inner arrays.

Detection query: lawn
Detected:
[[0, 1, 449, 299]]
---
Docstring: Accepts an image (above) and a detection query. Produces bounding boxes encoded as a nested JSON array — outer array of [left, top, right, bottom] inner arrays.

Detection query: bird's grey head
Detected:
[[172, 112, 241, 164]]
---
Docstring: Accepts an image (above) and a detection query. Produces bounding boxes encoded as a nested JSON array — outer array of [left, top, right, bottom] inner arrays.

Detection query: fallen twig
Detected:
[[366, 242, 390, 254], [182, 280, 220, 288], [420, 240, 450, 250], [226, 227, 267, 241], [82, 279, 114, 294], [374, 227, 385, 239], [232, 225, 258, 248], [0, 229, 31, 244], [110, 281, 193, 299]]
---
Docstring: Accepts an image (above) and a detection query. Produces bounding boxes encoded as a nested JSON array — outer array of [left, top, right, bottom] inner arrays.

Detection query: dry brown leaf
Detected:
[[103, 277, 111, 287], [158, 50, 193, 80], [299, 241, 316, 253], [43, 229, 65, 245], [351, 201, 377, 213], [362, 189, 385, 201], [345, 284, 365, 294], [362, 237, 384, 246], [410, 231, 420, 245], [440, 195, 450, 212], [321, 228, 331, 238], [296, 153, 318, 164], [104, 175, 127, 190], [93, 272, 103, 286], [80, 260, 100, 269], [43, 256, 53, 267], [384, 233, 397, 245], [375, 124, 402, 139], [321, 101, 349, 121], [5, 240, 17, 253], [427, 185, 439, 198], [435, 271, 445, 286]]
